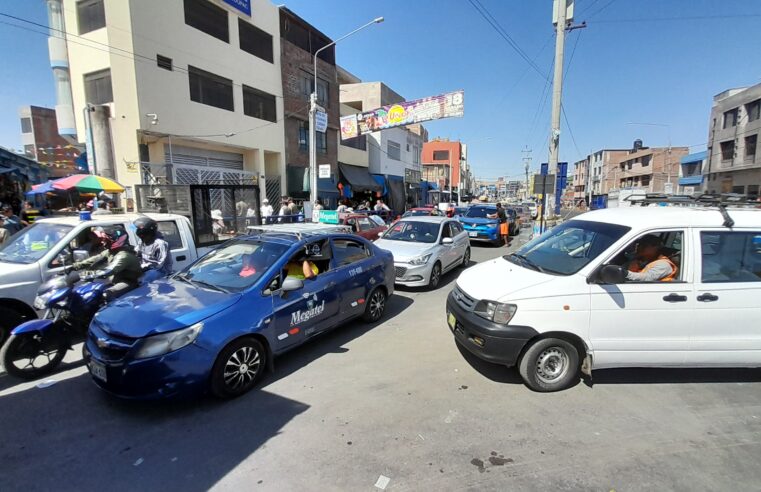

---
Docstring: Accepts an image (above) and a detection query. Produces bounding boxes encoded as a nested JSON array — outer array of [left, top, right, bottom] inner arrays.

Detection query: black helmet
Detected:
[[134, 216, 158, 239]]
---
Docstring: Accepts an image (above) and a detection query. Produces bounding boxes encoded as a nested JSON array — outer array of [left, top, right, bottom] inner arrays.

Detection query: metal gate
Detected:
[[190, 184, 260, 247], [265, 176, 282, 212]]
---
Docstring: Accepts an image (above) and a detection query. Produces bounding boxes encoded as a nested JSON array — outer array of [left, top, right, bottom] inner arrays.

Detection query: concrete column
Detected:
[[90, 105, 115, 179]]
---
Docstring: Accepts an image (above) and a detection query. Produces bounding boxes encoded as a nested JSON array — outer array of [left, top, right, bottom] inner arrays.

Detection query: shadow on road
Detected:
[[455, 341, 524, 385]]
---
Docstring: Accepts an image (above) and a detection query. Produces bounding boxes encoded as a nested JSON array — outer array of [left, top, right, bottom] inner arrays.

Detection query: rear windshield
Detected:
[[464, 206, 495, 218]]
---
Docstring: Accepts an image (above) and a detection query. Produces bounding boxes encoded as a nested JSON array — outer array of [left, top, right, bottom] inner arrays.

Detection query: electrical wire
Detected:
[[594, 13, 761, 23]]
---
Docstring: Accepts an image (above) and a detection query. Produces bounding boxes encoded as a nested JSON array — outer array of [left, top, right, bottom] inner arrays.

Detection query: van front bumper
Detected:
[[446, 291, 537, 367]]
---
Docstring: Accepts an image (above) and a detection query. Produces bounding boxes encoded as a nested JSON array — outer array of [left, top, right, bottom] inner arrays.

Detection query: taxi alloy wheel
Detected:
[[363, 288, 387, 323], [211, 338, 266, 398]]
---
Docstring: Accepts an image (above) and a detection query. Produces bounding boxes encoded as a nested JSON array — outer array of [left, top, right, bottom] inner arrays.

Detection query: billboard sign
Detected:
[[315, 111, 328, 133], [222, 0, 251, 16], [340, 90, 464, 140]]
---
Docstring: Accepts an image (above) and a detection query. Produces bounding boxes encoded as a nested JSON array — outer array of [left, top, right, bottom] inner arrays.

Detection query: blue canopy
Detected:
[[25, 179, 60, 196]]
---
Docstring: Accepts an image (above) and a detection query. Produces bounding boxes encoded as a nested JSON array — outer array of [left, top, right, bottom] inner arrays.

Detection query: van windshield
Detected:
[[506, 220, 630, 275], [0, 222, 73, 264]]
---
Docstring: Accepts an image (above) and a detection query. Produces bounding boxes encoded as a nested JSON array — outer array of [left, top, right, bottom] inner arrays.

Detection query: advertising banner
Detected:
[[340, 90, 464, 140], [222, 0, 251, 16]]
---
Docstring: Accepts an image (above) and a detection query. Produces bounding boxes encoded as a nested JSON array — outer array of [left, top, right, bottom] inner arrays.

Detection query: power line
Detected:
[[585, 0, 619, 20], [594, 13, 761, 23], [466, 0, 550, 81]]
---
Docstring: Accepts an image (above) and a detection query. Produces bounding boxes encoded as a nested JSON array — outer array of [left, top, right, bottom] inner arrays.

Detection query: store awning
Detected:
[[0, 166, 26, 178], [318, 177, 339, 196], [338, 163, 381, 192], [678, 175, 703, 186], [680, 151, 707, 165], [371, 174, 387, 195]]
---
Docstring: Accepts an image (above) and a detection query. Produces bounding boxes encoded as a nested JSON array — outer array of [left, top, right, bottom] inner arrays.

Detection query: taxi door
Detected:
[[330, 237, 375, 322], [269, 241, 341, 351]]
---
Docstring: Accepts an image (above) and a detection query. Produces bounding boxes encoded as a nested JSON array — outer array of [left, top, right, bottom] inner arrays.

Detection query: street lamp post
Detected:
[[310, 17, 384, 209]]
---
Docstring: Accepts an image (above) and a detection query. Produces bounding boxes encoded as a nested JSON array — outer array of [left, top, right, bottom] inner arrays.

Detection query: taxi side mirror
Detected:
[[599, 264, 627, 284], [281, 277, 304, 293]]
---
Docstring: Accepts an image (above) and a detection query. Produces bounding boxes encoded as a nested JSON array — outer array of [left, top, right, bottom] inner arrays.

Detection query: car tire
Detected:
[[210, 337, 266, 399], [460, 248, 471, 268], [362, 288, 387, 323], [428, 262, 442, 289], [518, 338, 580, 392], [0, 307, 24, 348]]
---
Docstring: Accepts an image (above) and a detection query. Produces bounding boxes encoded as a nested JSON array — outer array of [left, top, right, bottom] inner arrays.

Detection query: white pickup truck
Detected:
[[0, 213, 209, 345]]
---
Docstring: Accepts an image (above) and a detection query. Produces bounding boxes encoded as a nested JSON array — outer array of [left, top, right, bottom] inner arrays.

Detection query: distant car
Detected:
[[523, 201, 538, 219], [460, 205, 504, 245], [375, 217, 470, 289], [403, 207, 445, 218], [339, 213, 387, 241], [453, 206, 469, 218], [83, 226, 395, 399]]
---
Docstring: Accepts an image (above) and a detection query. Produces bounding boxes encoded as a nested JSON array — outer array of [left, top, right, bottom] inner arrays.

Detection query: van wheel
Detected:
[[362, 288, 387, 323], [210, 338, 266, 398], [518, 338, 579, 392]]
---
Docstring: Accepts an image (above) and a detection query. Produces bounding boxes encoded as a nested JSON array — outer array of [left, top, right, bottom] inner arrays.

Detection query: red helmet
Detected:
[[109, 234, 130, 252]]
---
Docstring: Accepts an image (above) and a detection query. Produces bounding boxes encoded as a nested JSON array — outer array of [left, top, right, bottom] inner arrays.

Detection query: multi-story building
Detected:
[[52, 0, 286, 201], [278, 7, 338, 204], [678, 150, 707, 195], [573, 148, 631, 204], [422, 139, 464, 194], [572, 157, 589, 203], [18, 106, 82, 177], [705, 83, 761, 195], [607, 141, 689, 194]]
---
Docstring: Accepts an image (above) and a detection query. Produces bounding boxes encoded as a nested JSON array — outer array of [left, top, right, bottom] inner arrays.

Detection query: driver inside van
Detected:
[[626, 234, 678, 282]]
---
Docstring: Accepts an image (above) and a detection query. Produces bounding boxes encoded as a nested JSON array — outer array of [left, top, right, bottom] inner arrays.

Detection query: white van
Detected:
[[447, 204, 761, 392]]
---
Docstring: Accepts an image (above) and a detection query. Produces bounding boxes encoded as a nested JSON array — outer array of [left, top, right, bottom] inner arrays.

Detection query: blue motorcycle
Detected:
[[0, 272, 109, 380]]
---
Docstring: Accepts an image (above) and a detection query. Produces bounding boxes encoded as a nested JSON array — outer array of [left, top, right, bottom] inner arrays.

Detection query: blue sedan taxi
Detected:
[[459, 205, 501, 245], [83, 227, 394, 399]]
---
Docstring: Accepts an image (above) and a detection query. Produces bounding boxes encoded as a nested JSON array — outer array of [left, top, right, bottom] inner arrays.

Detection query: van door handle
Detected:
[[663, 293, 687, 303], [176, 255, 186, 261], [697, 293, 719, 302]]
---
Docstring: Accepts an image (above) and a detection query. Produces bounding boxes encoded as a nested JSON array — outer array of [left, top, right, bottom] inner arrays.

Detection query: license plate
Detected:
[[90, 360, 107, 382], [447, 312, 457, 330], [468, 231, 478, 237]]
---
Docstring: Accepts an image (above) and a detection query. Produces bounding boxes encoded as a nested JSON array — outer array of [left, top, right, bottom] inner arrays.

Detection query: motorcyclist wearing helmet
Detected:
[[134, 216, 172, 281], [70, 230, 143, 300], [71, 227, 116, 270]]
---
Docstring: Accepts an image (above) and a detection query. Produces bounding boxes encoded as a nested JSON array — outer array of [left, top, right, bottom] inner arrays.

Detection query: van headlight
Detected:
[[408, 253, 432, 265], [474, 301, 517, 325], [134, 322, 203, 359]]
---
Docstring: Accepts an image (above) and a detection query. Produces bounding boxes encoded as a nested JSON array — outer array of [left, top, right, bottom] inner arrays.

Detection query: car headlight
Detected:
[[134, 322, 203, 359], [33, 296, 47, 310], [487, 223, 498, 229], [474, 301, 517, 325], [408, 253, 432, 265]]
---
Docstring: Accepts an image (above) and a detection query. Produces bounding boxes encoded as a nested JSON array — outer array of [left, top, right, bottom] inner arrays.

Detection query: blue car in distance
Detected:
[[459, 205, 501, 245], [83, 228, 394, 399]]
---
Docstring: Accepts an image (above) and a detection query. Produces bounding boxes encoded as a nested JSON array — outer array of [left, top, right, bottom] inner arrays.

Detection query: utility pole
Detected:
[[522, 146, 532, 200]]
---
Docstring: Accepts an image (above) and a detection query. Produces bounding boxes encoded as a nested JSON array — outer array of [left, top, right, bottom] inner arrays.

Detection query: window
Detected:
[[641, 155, 651, 167], [412, 144, 420, 164], [156, 54, 173, 71], [298, 120, 308, 151], [157, 221, 183, 250], [451, 222, 464, 235], [701, 231, 761, 283], [745, 134, 757, 159], [746, 99, 760, 122], [77, 0, 105, 34], [243, 85, 276, 122], [317, 130, 327, 155], [332, 239, 369, 267], [300, 73, 328, 105], [188, 65, 234, 111], [84, 69, 113, 104], [748, 185, 759, 197], [184, 0, 228, 43], [607, 230, 684, 282], [286, 166, 308, 199], [20, 118, 32, 134], [387, 140, 401, 161], [23, 144, 35, 157], [723, 108, 738, 129], [641, 175, 650, 187], [239, 19, 273, 63], [720, 140, 735, 161], [433, 150, 450, 161]]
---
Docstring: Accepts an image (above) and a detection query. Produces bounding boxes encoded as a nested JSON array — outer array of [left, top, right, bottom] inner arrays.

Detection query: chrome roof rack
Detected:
[[624, 193, 760, 208], [246, 223, 352, 239]]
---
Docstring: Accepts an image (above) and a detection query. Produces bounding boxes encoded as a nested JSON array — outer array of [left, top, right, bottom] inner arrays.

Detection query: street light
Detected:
[[309, 17, 384, 209]]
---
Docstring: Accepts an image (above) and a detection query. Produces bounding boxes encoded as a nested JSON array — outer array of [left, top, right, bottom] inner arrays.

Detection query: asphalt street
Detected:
[[3, 227, 761, 491]]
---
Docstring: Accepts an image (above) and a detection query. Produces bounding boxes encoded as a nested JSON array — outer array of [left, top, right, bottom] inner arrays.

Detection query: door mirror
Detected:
[[599, 264, 627, 284], [281, 276, 304, 293], [73, 250, 89, 263], [441, 237, 454, 245], [56, 252, 72, 266], [378, 232, 384, 238]]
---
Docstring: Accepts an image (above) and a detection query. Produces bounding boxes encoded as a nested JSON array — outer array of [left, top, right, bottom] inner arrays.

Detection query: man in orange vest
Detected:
[[626, 234, 678, 282]]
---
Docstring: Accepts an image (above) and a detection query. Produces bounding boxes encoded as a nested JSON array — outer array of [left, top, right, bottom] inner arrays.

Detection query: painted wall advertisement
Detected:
[[340, 90, 464, 140]]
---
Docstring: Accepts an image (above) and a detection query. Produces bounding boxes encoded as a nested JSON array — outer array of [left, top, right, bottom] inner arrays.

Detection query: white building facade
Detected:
[[56, 0, 286, 200]]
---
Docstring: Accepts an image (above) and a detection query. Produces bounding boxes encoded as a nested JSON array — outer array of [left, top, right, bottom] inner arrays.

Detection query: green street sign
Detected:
[[318, 210, 339, 224]]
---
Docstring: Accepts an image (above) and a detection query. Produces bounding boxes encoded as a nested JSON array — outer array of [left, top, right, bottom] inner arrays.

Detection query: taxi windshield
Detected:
[[180, 240, 289, 292], [382, 221, 440, 243], [464, 206, 495, 218], [507, 220, 631, 275], [0, 222, 73, 264]]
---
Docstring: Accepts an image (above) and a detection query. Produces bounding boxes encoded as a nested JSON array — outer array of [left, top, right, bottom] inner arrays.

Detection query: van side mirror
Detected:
[[599, 264, 627, 284], [73, 250, 89, 263]]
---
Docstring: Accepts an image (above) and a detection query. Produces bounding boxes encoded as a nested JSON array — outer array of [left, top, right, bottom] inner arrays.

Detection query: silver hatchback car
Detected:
[[375, 217, 471, 289]]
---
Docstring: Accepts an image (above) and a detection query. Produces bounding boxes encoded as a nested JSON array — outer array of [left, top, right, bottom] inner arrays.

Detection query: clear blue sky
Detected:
[[1, 0, 760, 181]]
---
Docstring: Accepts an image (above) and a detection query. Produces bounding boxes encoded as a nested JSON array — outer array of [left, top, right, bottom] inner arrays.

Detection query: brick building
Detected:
[[19, 105, 82, 177], [279, 7, 339, 201], [422, 139, 463, 190], [607, 140, 689, 194]]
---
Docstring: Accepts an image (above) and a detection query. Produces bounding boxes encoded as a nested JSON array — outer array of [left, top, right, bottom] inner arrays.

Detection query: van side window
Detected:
[[157, 221, 183, 249], [701, 231, 761, 283], [609, 230, 684, 282]]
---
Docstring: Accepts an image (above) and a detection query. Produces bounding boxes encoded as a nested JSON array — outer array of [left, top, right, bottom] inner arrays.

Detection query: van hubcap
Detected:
[[536, 347, 568, 383]]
